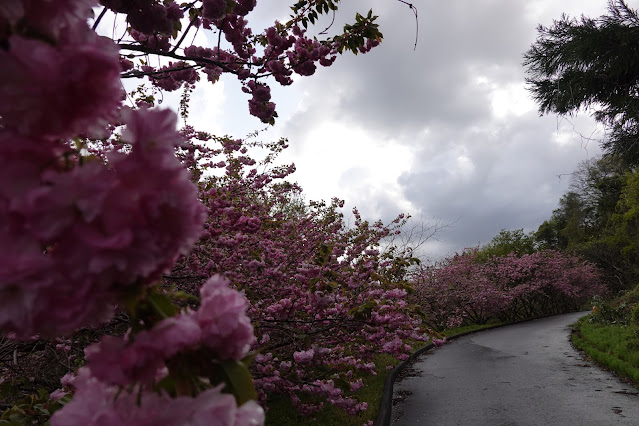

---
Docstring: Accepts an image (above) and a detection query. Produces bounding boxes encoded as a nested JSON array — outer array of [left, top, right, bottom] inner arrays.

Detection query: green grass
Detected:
[[440, 320, 505, 338], [571, 316, 639, 384]]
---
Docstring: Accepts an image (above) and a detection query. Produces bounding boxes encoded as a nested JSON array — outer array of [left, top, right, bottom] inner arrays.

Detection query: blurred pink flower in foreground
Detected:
[[0, 108, 206, 337], [51, 368, 264, 426], [0, 30, 122, 139]]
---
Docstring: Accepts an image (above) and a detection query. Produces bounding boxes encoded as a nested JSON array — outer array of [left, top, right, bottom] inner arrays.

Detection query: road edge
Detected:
[[373, 312, 589, 426]]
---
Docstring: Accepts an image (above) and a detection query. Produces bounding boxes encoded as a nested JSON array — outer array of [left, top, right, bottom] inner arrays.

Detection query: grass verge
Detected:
[[571, 316, 639, 384], [440, 320, 505, 338]]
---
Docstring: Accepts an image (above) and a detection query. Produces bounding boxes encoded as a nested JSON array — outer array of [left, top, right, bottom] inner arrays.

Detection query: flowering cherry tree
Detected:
[[167, 136, 428, 413], [0, 0, 422, 424], [413, 248, 606, 331]]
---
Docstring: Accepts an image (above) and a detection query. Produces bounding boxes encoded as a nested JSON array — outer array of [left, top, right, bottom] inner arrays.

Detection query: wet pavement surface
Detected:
[[392, 312, 639, 425]]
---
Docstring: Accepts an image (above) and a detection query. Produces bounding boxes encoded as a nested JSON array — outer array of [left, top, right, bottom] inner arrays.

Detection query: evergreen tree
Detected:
[[524, 0, 639, 165]]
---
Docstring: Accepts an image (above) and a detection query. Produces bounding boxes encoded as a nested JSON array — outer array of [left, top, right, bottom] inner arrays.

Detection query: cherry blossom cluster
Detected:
[[0, 2, 174, 337], [51, 369, 262, 426], [100, 0, 185, 35], [0, 6, 121, 139], [83, 276, 253, 387], [0, 107, 207, 337], [412, 249, 606, 330], [51, 276, 262, 425], [100, 0, 383, 123]]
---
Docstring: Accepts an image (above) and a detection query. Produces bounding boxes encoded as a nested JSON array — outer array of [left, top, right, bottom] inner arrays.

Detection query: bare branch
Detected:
[[92, 6, 108, 32], [397, 0, 419, 50]]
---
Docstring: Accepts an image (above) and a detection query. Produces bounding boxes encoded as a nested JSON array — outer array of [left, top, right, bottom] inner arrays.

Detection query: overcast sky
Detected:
[[157, 0, 619, 261]]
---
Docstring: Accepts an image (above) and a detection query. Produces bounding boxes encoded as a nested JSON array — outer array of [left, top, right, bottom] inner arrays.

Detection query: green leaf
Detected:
[[171, 290, 200, 302], [156, 375, 177, 396], [147, 291, 178, 319], [220, 360, 257, 405], [293, 0, 307, 10], [240, 350, 260, 367], [122, 286, 144, 318], [36, 388, 49, 401]]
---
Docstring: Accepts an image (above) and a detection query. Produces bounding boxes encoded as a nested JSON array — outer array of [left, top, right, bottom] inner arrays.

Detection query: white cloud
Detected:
[[490, 83, 537, 119], [280, 120, 419, 216]]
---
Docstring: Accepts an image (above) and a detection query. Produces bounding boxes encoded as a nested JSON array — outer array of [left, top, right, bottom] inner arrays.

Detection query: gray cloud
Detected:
[[258, 0, 610, 259], [399, 113, 602, 257], [281, 0, 539, 138]]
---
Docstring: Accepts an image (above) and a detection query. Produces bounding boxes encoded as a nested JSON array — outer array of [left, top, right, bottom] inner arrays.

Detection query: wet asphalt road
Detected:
[[392, 312, 639, 425]]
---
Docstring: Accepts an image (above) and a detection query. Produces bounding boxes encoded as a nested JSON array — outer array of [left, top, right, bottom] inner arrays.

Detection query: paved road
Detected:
[[392, 312, 639, 425]]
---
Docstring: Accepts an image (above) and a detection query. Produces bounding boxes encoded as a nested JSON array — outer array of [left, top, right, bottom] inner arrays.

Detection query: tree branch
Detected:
[[92, 6, 108, 31]]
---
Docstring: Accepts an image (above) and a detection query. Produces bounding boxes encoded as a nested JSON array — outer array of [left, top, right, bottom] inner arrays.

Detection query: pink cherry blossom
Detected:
[[0, 108, 207, 337], [68, 108, 207, 286], [0, 30, 122, 139], [138, 312, 202, 359], [433, 338, 447, 347], [85, 312, 202, 386], [0, 0, 97, 39], [85, 335, 163, 386], [413, 248, 605, 330], [293, 349, 314, 364], [202, 0, 228, 20], [51, 368, 264, 426], [197, 275, 255, 360]]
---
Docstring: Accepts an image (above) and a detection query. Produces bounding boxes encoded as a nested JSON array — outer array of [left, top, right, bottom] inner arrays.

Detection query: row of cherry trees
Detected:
[[412, 248, 606, 331], [168, 134, 427, 414], [0, 0, 427, 424]]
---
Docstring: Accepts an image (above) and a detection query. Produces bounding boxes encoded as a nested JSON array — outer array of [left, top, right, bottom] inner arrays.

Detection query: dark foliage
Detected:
[[524, 0, 639, 165]]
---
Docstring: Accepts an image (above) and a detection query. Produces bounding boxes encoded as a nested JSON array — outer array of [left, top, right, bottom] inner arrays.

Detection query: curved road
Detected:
[[392, 312, 639, 425]]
